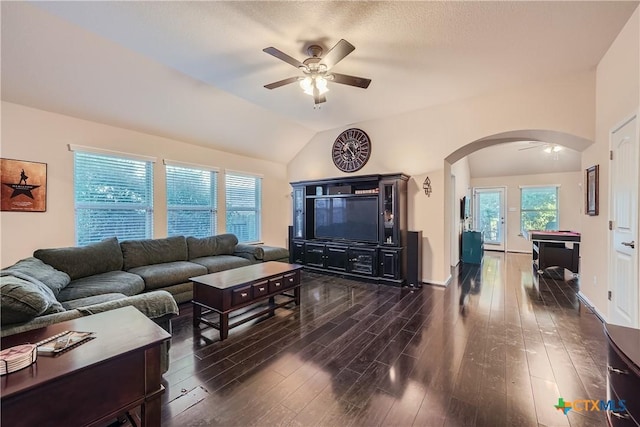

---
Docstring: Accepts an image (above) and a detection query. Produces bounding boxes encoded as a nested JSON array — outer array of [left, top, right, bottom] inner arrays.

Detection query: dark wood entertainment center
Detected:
[[290, 173, 409, 286]]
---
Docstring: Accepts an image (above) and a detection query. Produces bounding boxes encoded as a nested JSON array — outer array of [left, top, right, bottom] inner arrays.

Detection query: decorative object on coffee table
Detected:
[[0, 344, 37, 375]]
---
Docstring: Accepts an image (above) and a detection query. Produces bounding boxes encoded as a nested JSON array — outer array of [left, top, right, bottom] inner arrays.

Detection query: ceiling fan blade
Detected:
[[320, 39, 355, 70], [517, 146, 540, 151], [263, 47, 306, 69], [264, 77, 300, 90], [330, 72, 371, 89]]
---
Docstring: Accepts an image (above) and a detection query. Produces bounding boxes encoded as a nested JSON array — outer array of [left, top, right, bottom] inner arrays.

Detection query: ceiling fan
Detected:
[[263, 39, 371, 106], [518, 142, 564, 153]]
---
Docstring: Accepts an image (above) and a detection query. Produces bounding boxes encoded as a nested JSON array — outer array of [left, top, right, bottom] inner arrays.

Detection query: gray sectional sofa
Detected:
[[0, 233, 288, 354]]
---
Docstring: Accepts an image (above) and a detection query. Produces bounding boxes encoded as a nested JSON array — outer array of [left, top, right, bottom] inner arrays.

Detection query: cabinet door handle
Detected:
[[259, 287, 265, 292], [240, 292, 248, 298], [607, 365, 629, 375]]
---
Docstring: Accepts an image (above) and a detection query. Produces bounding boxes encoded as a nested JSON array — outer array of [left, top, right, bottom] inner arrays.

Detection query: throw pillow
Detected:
[[1, 257, 71, 296], [0, 274, 65, 325]]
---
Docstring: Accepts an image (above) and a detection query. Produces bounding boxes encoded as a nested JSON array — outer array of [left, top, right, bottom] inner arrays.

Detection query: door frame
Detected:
[[473, 186, 507, 251], [608, 111, 639, 328]]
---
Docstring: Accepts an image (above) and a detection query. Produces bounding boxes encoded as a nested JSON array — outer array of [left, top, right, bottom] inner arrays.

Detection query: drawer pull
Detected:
[[289, 278, 294, 282], [607, 365, 629, 375], [610, 411, 631, 420], [259, 287, 265, 292], [275, 282, 281, 287], [240, 292, 248, 298]]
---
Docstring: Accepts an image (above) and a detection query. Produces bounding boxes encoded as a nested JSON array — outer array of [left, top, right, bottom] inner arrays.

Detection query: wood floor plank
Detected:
[[160, 254, 608, 426]]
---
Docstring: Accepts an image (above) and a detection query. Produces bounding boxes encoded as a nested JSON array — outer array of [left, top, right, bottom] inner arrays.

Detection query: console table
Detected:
[[1, 306, 170, 427], [190, 262, 303, 340], [524, 230, 580, 276]]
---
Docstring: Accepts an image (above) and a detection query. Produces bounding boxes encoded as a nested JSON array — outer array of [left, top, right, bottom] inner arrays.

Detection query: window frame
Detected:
[[164, 160, 219, 238], [71, 145, 155, 246], [520, 185, 560, 234], [224, 171, 262, 243]]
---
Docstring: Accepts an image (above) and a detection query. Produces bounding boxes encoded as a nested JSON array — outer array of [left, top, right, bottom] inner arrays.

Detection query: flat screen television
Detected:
[[314, 196, 378, 242]]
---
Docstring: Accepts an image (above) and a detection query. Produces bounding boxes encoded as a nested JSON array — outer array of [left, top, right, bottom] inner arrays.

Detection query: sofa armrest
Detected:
[[233, 244, 265, 263]]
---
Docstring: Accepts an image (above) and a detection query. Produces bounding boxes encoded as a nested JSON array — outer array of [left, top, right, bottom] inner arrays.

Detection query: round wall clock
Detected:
[[331, 128, 371, 173]]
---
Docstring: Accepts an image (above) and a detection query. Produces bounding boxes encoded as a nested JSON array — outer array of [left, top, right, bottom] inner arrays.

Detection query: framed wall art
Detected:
[[585, 164, 599, 216], [1, 158, 47, 212]]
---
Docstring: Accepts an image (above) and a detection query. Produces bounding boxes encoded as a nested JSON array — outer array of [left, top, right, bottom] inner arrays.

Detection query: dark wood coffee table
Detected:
[[1, 306, 170, 427], [190, 262, 303, 340]]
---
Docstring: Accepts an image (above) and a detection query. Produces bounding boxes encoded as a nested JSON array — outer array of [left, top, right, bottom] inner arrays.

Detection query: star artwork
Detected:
[[1, 158, 47, 212]]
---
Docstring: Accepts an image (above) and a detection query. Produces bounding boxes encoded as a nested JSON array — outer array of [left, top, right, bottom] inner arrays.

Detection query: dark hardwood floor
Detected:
[[159, 252, 608, 427]]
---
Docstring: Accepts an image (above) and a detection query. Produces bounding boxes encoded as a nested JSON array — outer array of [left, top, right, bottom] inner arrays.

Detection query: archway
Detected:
[[442, 129, 593, 278]]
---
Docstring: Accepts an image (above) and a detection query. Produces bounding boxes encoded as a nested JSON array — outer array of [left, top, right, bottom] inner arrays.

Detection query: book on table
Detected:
[[36, 331, 95, 355]]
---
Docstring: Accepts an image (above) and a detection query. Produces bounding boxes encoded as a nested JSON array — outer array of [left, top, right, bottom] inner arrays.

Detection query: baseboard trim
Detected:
[[577, 291, 607, 324], [423, 274, 452, 287]]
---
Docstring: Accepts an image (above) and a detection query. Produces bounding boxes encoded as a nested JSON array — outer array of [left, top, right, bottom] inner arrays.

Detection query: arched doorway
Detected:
[[443, 130, 593, 271]]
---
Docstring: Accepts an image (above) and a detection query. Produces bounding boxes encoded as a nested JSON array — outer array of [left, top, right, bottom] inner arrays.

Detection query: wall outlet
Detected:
[[593, 276, 597, 285]]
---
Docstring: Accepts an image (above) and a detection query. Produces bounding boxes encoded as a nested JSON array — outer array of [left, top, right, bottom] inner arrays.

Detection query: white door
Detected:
[[609, 114, 639, 328], [474, 187, 506, 251]]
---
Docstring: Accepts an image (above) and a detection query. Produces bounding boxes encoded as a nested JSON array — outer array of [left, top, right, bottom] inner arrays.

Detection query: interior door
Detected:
[[609, 114, 639, 328], [474, 187, 506, 251]]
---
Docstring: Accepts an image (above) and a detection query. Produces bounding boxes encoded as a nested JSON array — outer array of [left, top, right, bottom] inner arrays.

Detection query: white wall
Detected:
[[451, 157, 471, 266], [471, 171, 583, 253], [288, 71, 596, 284], [584, 7, 640, 320], [0, 102, 291, 267]]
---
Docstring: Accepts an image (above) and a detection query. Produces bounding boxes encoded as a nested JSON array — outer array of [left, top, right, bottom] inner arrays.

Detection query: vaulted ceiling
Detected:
[[2, 1, 638, 172]]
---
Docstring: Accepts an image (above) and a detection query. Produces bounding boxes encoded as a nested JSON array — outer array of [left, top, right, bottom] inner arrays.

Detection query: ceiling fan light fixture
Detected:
[[315, 76, 329, 95], [299, 75, 329, 96], [543, 146, 552, 154], [553, 145, 562, 152]]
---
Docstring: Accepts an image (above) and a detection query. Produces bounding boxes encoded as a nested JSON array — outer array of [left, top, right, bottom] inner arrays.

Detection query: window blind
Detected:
[[166, 165, 217, 237], [74, 151, 154, 246], [225, 172, 262, 243]]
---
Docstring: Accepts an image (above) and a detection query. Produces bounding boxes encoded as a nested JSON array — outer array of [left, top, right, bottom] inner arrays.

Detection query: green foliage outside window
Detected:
[[521, 187, 558, 233]]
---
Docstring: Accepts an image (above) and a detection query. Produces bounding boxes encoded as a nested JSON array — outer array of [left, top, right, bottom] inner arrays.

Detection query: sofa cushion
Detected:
[[0, 274, 65, 325], [57, 271, 145, 302], [128, 261, 207, 290], [121, 236, 188, 270], [187, 233, 239, 259], [262, 246, 290, 262], [1, 257, 71, 296], [190, 255, 252, 274], [61, 293, 127, 310], [34, 237, 123, 280]]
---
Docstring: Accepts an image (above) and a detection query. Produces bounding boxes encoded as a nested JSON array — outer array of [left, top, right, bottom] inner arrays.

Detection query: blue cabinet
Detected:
[[462, 231, 484, 264]]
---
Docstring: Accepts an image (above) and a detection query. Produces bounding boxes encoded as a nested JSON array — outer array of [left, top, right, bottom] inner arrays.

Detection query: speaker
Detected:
[[288, 226, 294, 264], [407, 230, 422, 288]]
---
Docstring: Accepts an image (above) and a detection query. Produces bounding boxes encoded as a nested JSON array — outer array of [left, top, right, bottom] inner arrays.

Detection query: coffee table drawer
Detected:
[[269, 276, 284, 293], [232, 286, 252, 306], [253, 280, 269, 298], [284, 272, 299, 288]]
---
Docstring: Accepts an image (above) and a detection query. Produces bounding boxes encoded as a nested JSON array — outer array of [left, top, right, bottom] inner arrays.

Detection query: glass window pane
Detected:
[[74, 152, 153, 246], [225, 172, 262, 242], [166, 165, 217, 238], [521, 186, 558, 233]]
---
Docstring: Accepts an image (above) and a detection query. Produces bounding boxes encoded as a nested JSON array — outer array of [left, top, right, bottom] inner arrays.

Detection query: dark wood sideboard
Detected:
[[605, 323, 640, 426], [1, 306, 170, 427]]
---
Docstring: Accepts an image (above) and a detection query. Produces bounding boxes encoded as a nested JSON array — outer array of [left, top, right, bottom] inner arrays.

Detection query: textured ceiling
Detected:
[[2, 1, 638, 167]]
